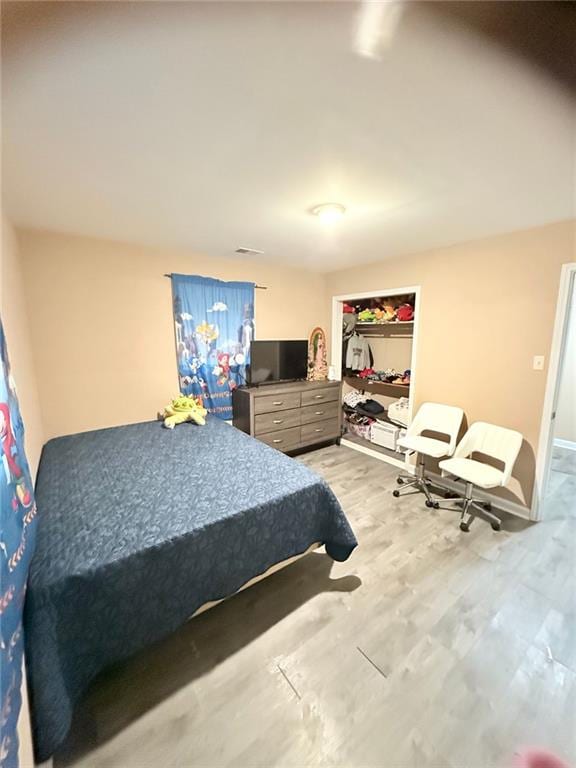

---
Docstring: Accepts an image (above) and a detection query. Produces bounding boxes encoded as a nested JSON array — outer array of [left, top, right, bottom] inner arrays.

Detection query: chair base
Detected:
[[451, 482, 501, 532], [392, 455, 439, 509]]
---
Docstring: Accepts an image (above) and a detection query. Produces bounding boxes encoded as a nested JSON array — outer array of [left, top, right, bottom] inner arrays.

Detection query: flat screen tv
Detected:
[[248, 340, 308, 385]]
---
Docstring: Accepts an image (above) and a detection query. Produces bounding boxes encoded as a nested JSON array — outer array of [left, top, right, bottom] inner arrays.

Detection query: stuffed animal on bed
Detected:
[[160, 395, 207, 428]]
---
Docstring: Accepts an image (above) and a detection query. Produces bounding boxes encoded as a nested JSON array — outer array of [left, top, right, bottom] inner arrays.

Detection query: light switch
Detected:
[[533, 355, 545, 370]]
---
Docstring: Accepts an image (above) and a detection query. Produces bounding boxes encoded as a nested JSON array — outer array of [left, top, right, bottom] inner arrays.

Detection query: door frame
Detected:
[[533, 262, 576, 521], [330, 285, 421, 424]]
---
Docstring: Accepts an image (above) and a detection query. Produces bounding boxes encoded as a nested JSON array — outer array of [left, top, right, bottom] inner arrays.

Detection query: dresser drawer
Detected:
[[301, 420, 339, 443], [301, 401, 340, 425], [259, 426, 301, 450], [300, 386, 339, 407], [255, 408, 301, 435], [254, 392, 301, 414]]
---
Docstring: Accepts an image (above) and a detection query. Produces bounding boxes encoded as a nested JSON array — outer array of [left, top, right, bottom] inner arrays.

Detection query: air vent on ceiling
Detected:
[[235, 247, 264, 255]]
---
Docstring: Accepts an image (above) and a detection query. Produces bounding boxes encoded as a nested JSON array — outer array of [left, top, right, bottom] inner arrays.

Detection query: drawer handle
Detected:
[[273, 438, 283, 444], [314, 428, 324, 433], [315, 410, 324, 415], [272, 401, 283, 406], [314, 394, 324, 399], [273, 419, 283, 424]]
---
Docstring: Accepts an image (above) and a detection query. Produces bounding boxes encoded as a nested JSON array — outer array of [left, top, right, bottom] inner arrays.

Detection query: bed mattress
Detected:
[[25, 417, 357, 761]]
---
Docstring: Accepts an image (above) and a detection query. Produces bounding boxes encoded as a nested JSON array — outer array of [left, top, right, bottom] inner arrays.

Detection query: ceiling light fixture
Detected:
[[310, 203, 346, 223], [235, 247, 264, 255], [354, 0, 405, 60]]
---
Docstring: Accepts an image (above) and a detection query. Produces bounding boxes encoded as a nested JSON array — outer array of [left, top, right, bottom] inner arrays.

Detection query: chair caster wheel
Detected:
[[425, 500, 439, 509], [396, 477, 404, 485], [491, 522, 501, 531], [459, 522, 470, 532], [483, 502, 492, 512], [392, 490, 400, 498]]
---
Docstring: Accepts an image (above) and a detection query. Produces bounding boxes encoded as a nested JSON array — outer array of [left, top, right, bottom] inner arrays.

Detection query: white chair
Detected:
[[439, 421, 523, 532], [392, 402, 464, 509]]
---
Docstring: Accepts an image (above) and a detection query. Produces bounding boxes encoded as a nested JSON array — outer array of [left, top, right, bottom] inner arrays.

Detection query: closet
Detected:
[[331, 287, 419, 469]]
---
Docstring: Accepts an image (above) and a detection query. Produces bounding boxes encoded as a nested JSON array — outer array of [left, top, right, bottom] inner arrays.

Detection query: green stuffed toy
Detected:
[[358, 308, 376, 323], [160, 395, 207, 428]]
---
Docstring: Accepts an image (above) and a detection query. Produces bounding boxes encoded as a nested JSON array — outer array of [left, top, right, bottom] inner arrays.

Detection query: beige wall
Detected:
[[0, 215, 41, 768], [0, 216, 44, 477], [555, 281, 576, 445], [15, 220, 576, 510], [326, 220, 576, 509], [18, 229, 329, 439]]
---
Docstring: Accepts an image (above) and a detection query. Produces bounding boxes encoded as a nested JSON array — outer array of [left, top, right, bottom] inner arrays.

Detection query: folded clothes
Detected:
[[356, 407, 382, 420], [388, 397, 410, 427], [356, 399, 385, 415], [343, 391, 369, 408], [362, 368, 410, 384]]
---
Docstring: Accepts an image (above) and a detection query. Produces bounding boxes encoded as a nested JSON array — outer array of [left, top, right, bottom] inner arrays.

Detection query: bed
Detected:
[[24, 417, 357, 762]]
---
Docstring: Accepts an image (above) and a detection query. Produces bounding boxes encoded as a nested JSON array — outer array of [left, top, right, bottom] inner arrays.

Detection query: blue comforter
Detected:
[[25, 418, 357, 761]]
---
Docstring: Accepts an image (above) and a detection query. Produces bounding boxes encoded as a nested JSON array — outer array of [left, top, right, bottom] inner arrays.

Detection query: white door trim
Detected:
[[554, 438, 576, 452], [533, 262, 576, 521]]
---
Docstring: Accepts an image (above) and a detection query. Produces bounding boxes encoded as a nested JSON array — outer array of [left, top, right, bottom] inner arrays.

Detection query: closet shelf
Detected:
[[344, 376, 410, 398], [355, 321, 413, 337]]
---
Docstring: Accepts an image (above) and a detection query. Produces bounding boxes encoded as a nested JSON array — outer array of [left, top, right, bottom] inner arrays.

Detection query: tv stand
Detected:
[[232, 380, 342, 454]]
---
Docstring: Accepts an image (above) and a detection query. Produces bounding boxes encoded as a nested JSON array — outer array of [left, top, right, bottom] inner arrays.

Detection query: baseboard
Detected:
[[553, 438, 576, 452], [340, 437, 414, 472], [428, 472, 531, 521]]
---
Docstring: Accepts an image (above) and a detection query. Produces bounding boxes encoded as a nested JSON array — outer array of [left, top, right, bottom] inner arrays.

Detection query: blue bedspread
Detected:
[[25, 418, 357, 761]]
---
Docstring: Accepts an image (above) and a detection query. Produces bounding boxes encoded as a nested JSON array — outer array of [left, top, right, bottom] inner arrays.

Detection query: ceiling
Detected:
[[2, 1, 575, 272]]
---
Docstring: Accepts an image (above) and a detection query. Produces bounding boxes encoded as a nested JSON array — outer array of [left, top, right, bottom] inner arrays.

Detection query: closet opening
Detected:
[[330, 286, 420, 470]]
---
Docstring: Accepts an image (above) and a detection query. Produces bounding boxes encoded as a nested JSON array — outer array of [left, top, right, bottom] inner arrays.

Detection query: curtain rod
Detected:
[[164, 273, 267, 290]]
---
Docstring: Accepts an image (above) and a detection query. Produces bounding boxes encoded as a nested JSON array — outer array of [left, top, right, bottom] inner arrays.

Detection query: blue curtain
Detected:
[[0, 320, 38, 768], [172, 275, 255, 420]]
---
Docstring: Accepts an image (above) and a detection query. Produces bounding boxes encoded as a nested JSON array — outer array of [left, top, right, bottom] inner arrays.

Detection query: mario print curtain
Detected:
[[172, 275, 255, 420], [0, 320, 38, 768]]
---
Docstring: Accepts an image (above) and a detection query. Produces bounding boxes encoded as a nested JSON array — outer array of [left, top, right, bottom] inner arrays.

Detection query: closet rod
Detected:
[[163, 273, 267, 290]]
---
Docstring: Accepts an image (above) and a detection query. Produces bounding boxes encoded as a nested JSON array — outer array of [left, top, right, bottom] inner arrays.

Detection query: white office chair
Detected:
[[438, 421, 523, 532], [392, 402, 464, 508]]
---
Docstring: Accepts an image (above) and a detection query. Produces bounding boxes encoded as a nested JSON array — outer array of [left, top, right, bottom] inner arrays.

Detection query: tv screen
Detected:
[[248, 340, 308, 384]]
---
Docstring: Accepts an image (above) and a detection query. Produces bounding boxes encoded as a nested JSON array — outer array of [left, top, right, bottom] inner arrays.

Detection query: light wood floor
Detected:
[[57, 444, 576, 768]]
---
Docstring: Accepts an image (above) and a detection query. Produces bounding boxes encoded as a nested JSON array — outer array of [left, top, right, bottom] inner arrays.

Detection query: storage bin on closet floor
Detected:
[[396, 428, 407, 452], [370, 422, 399, 450], [346, 421, 372, 441]]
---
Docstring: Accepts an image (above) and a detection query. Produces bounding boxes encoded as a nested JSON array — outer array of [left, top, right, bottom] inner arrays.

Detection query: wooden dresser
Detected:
[[232, 380, 342, 453]]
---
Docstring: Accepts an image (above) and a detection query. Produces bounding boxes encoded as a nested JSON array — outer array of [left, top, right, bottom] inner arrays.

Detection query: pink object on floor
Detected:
[[514, 749, 570, 768]]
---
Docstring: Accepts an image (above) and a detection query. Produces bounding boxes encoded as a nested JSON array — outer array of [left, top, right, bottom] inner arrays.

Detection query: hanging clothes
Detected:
[[342, 312, 357, 338], [345, 332, 372, 372], [342, 312, 357, 374]]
